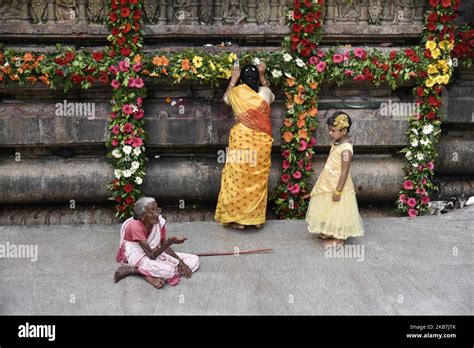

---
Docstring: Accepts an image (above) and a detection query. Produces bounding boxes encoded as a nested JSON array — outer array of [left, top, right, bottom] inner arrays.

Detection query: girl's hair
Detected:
[[240, 64, 259, 93], [133, 197, 156, 220], [327, 111, 352, 133]]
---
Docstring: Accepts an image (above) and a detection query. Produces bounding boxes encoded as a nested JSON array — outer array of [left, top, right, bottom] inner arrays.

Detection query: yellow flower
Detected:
[[431, 48, 441, 59], [425, 40, 437, 51], [223, 69, 232, 79], [197, 73, 205, 79], [192, 55, 203, 68], [228, 53, 237, 63], [427, 64, 438, 75], [439, 40, 454, 51], [209, 61, 216, 71], [436, 74, 450, 85], [425, 78, 435, 88]]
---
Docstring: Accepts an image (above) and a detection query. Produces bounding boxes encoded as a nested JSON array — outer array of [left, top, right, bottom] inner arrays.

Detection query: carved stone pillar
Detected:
[[269, 0, 279, 23], [379, 0, 392, 25], [213, 0, 222, 25], [413, 0, 424, 23], [46, 0, 56, 22], [19, 0, 30, 20], [247, 0, 257, 24], [158, 0, 167, 24], [359, 0, 368, 24], [325, 0, 336, 24], [190, 0, 199, 24], [76, 0, 86, 24]]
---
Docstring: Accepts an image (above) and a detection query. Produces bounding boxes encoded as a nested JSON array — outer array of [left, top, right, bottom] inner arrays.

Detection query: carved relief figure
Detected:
[[56, 0, 77, 20], [199, 0, 213, 24], [143, 0, 158, 23], [335, 0, 360, 23], [0, 0, 23, 19], [256, 0, 270, 24], [222, 0, 246, 24], [367, 0, 382, 24], [87, 0, 106, 23]]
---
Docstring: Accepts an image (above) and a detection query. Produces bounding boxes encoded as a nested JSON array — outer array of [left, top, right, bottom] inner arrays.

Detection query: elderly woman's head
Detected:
[[133, 197, 161, 224], [240, 64, 259, 93]]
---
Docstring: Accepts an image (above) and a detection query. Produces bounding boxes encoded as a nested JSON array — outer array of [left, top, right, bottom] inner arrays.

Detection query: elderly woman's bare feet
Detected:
[[145, 276, 165, 289], [114, 266, 136, 282], [230, 222, 246, 230], [255, 224, 262, 229], [318, 233, 331, 240], [322, 239, 345, 248]]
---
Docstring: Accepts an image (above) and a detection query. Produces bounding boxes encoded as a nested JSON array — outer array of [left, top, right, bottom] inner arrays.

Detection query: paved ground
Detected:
[[0, 207, 472, 315]]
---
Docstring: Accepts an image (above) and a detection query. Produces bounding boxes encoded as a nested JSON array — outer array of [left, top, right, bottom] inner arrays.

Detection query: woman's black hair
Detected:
[[240, 64, 259, 93], [327, 111, 352, 133]]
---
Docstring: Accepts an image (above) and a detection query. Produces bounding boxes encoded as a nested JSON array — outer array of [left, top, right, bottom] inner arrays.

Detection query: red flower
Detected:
[[133, 9, 141, 20], [292, 23, 303, 33], [130, 0, 138, 3], [122, 23, 131, 34], [112, 179, 120, 190], [300, 47, 311, 57], [293, 10, 302, 20], [427, 12, 438, 23], [410, 54, 420, 63], [429, 0, 439, 7], [304, 0, 312, 7], [416, 86, 424, 97], [118, 205, 126, 212], [120, 47, 132, 56], [54, 57, 66, 66], [389, 50, 397, 60], [111, 27, 120, 36], [123, 123, 133, 133], [304, 24, 315, 34], [116, 36, 126, 46], [424, 49, 432, 58], [427, 23, 436, 32], [115, 196, 122, 203], [125, 196, 135, 205], [55, 69, 64, 76], [109, 11, 118, 22], [291, 34, 300, 43], [120, 0, 128, 5], [428, 96, 441, 107], [71, 74, 84, 84], [111, 2, 118, 10], [92, 51, 103, 62], [132, 35, 140, 44], [404, 48, 415, 57], [441, 0, 451, 8], [426, 111, 437, 120], [121, 7, 131, 18], [86, 76, 95, 84], [65, 51, 75, 63], [124, 183, 134, 193]]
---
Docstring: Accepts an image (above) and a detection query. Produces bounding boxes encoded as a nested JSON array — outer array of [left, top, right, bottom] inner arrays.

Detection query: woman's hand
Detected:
[[332, 192, 341, 202], [166, 236, 187, 246], [257, 61, 266, 75], [231, 63, 240, 84], [178, 260, 192, 278]]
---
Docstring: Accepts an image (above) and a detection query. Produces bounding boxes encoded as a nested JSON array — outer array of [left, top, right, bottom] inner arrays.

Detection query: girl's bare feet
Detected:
[[230, 222, 246, 230], [145, 276, 165, 289], [114, 266, 136, 282], [322, 239, 345, 248]]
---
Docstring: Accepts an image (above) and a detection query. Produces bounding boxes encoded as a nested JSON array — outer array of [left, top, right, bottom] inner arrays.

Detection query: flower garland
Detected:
[[106, 0, 147, 220], [397, 0, 459, 217]]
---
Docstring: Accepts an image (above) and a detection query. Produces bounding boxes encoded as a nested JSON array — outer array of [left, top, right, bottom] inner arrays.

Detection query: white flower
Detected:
[[131, 161, 140, 170], [123, 169, 133, 178], [122, 145, 132, 155], [112, 149, 122, 159], [420, 139, 429, 146], [131, 104, 138, 113], [114, 169, 122, 179], [412, 163, 419, 168], [287, 10, 294, 20], [410, 139, 418, 147], [171, 100, 177, 106], [271, 69, 283, 78], [406, 150, 412, 159], [284, 72, 293, 78], [416, 153, 424, 161], [411, 128, 419, 135], [422, 124, 434, 135], [295, 58, 305, 68], [252, 57, 261, 66], [283, 53, 293, 62], [133, 147, 142, 156], [135, 177, 143, 185]]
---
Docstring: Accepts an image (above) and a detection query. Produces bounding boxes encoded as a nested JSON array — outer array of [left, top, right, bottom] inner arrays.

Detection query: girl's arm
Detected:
[[333, 149, 353, 202]]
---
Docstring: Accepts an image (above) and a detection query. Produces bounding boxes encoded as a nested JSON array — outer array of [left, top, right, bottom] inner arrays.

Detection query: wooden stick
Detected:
[[196, 248, 273, 257]]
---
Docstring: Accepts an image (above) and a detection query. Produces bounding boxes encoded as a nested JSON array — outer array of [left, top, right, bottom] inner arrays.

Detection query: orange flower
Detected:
[[37, 54, 45, 62], [10, 74, 20, 81], [309, 107, 318, 117], [23, 53, 34, 62], [1, 66, 11, 74], [142, 69, 150, 75], [165, 97, 172, 103], [152, 55, 169, 66], [309, 81, 318, 89], [0, 75, 3, 82], [181, 59, 190, 71], [39, 74, 50, 85], [284, 118, 293, 127], [161, 68, 168, 75], [133, 54, 142, 63], [297, 85, 305, 94], [298, 129, 308, 140], [286, 77, 296, 87], [294, 94, 304, 105], [161, 56, 169, 66], [27, 76, 37, 83], [283, 132, 294, 143], [297, 118, 305, 128], [286, 101, 294, 110]]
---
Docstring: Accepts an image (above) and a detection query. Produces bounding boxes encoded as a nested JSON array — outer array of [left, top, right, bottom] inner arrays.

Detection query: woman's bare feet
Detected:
[[255, 224, 262, 229], [318, 233, 331, 240], [145, 276, 165, 289], [230, 222, 246, 230], [114, 266, 136, 282], [322, 239, 345, 248]]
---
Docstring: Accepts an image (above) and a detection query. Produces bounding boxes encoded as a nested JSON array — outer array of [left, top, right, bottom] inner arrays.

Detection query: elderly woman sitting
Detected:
[[114, 197, 199, 289]]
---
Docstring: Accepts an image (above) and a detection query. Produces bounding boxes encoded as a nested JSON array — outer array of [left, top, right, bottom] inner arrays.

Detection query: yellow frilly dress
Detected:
[[305, 142, 365, 239]]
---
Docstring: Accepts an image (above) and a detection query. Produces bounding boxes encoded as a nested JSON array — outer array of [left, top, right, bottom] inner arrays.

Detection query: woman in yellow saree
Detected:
[[214, 61, 275, 230]]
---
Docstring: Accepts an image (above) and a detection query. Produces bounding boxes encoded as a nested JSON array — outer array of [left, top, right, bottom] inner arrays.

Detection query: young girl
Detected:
[[305, 111, 364, 247]]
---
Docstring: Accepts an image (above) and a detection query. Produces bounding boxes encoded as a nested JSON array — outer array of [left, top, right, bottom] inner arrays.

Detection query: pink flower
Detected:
[[332, 54, 343, 63], [418, 164, 424, 171], [111, 79, 120, 89], [137, 97, 143, 107], [317, 50, 325, 58], [427, 162, 435, 171], [128, 77, 144, 88], [282, 160, 290, 170], [309, 137, 317, 147], [124, 137, 133, 145], [353, 74, 365, 81], [403, 180, 414, 190], [305, 164, 311, 171], [122, 104, 133, 115], [422, 178, 427, 185], [111, 125, 120, 135], [421, 195, 430, 204], [344, 69, 354, 76], [134, 109, 144, 120], [118, 60, 130, 72], [123, 123, 133, 133], [109, 65, 118, 75], [132, 137, 143, 147], [297, 140, 307, 151], [281, 173, 291, 183], [111, 139, 119, 147], [132, 63, 142, 72], [288, 183, 300, 194], [407, 198, 417, 208], [282, 150, 290, 158], [309, 56, 319, 65], [354, 48, 367, 60], [316, 61, 326, 73], [297, 159, 304, 168], [399, 194, 407, 203], [293, 171, 302, 179], [408, 209, 417, 217], [416, 187, 426, 195], [110, 112, 117, 119]]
